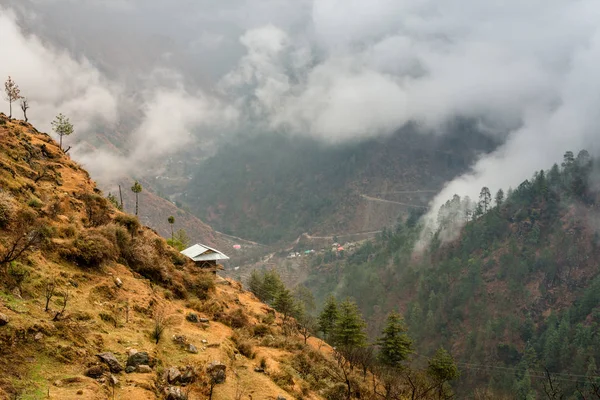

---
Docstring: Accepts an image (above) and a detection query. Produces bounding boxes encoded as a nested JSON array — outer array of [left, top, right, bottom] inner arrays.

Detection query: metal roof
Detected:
[[180, 244, 230, 262]]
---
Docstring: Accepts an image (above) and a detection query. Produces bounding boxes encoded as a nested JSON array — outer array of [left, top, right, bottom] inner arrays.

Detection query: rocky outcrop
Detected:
[[96, 353, 123, 373]]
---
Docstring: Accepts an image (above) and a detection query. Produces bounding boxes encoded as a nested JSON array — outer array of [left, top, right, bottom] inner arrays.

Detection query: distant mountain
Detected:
[[181, 120, 498, 244]]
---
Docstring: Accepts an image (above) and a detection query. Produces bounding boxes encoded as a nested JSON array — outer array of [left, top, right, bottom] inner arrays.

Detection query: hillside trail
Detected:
[[215, 230, 266, 247], [359, 194, 430, 209]]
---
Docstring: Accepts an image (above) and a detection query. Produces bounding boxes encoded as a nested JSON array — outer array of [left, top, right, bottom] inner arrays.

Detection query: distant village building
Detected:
[[180, 244, 229, 273]]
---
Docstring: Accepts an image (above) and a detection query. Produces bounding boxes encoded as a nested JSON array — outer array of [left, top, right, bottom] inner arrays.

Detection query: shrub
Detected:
[[262, 313, 275, 325], [223, 308, 249, 329], [114, 214, 140, 237], [252, 324, 271, 337], [79, 193, 111, 227], [197, 299, 225, 319], [0, 192, 15, 228], [185, 273, 215, 300], [27, 196, 43, 209], [271, 368, 294, 391], [64, 230, 117, 268], [231, 333, 255, 359]]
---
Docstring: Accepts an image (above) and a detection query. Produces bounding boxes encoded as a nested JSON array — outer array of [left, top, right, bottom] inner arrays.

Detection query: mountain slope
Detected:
[[0, 115, 340, 400], [303, 150, 600, 397]]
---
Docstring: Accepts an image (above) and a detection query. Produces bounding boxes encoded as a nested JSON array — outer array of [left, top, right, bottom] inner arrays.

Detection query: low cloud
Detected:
[[0, 8, 118, 133]]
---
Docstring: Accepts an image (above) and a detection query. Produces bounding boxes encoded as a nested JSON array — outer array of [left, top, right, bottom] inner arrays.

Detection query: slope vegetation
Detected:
[[304, 150, 600, 398], [0, 116, 341, 400]]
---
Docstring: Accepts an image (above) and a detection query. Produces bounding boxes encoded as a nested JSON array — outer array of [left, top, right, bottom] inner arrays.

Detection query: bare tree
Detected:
[[0, 228, 45, 270], [52, 289, 69, 321], [20, 98, 29, 122], [44, 280, 56, 312], [4, 76, 21, 119]]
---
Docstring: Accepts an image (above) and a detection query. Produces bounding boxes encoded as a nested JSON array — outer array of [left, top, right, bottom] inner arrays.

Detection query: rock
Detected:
[[126, 351, 149, 368], [109, 374, 119, 386], [165, 367, 181, 384], [172, 335, 188, 346], [254, 367, 265, 373], [187, 344, 198, 354], [34, 332, 43, 341], [206, 361, 226, 384], [54, 380, 63, 387], [207, 343, 220, 348], [199, 317, 209, 323], [127, 348, 138, 357], [201, 339, 208, 344], [96, 352, 123, 373], [186, 312, 199, 323], [84, 365, 106, 378], [277, 396, 287, 400], [125, 366, 135, 374], [76, 390, 83, 395], [179, 366, 196, 384], [164, 386, 186, 400], [114, 277, 123, 288], [136, 365, 152, 373], [0, 313, 9, 327]]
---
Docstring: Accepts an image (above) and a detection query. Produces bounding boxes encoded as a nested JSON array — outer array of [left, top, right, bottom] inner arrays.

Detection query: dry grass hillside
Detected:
[[0, 116, 358, 400]]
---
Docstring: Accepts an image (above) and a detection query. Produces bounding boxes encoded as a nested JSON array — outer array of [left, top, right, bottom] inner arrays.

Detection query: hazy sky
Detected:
[[1, 0, 600, 226]]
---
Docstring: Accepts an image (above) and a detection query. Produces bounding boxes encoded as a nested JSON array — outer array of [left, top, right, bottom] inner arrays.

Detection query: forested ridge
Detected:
[[304, 149, 600, 398], [182, 121, 497, 244]]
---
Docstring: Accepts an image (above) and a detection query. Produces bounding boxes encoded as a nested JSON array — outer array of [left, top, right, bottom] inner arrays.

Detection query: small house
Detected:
[[180, 243, 229, 272]]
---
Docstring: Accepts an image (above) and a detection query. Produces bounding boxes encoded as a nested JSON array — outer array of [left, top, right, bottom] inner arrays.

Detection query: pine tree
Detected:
[[51, 113, 74, 151], [273, 288, 296, 323], [377, 312, 413, 369], [427, 347, 460, 398], [494, 189, 504, 208], [318, 295, 338, 342], [168, 216, 175, 242], [247, 269, 264, 300], [479, 187, 492, 213], [333, 299, 367, 348], [262, 270, 285, 304], [131, 181, 142, 216]]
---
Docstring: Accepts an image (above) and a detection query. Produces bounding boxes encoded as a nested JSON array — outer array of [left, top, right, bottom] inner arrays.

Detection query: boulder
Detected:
[[126, 351, 149, 368], [84, 365, 106, 379], [187, 344, 198, 354], [125, 366, 135, 374], [199, 317, 209, 323], [206, 361, 226, 384], [164, 386, 186, 400], [165, 367, 181, 384], [114, 277, 123, 288], [136, 365, 152, 374], [0, 313, 9, 327], [179, 366, 196, 384], [96, 352, 123, 373], [172, 335, 188, 346], [186, 312, 199, 323]]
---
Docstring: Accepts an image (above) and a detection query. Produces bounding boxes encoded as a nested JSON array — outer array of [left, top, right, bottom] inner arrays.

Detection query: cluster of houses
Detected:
[[285, 241, 360, 259]]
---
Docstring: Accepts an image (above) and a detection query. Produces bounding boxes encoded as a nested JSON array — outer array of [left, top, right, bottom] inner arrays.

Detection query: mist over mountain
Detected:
[[2, 0, 600, 218]]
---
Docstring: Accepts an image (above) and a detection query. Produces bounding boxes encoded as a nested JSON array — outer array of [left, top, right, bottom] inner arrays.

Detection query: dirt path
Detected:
[[360, 194, 429, 209], [215, 230, 266, 246]]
